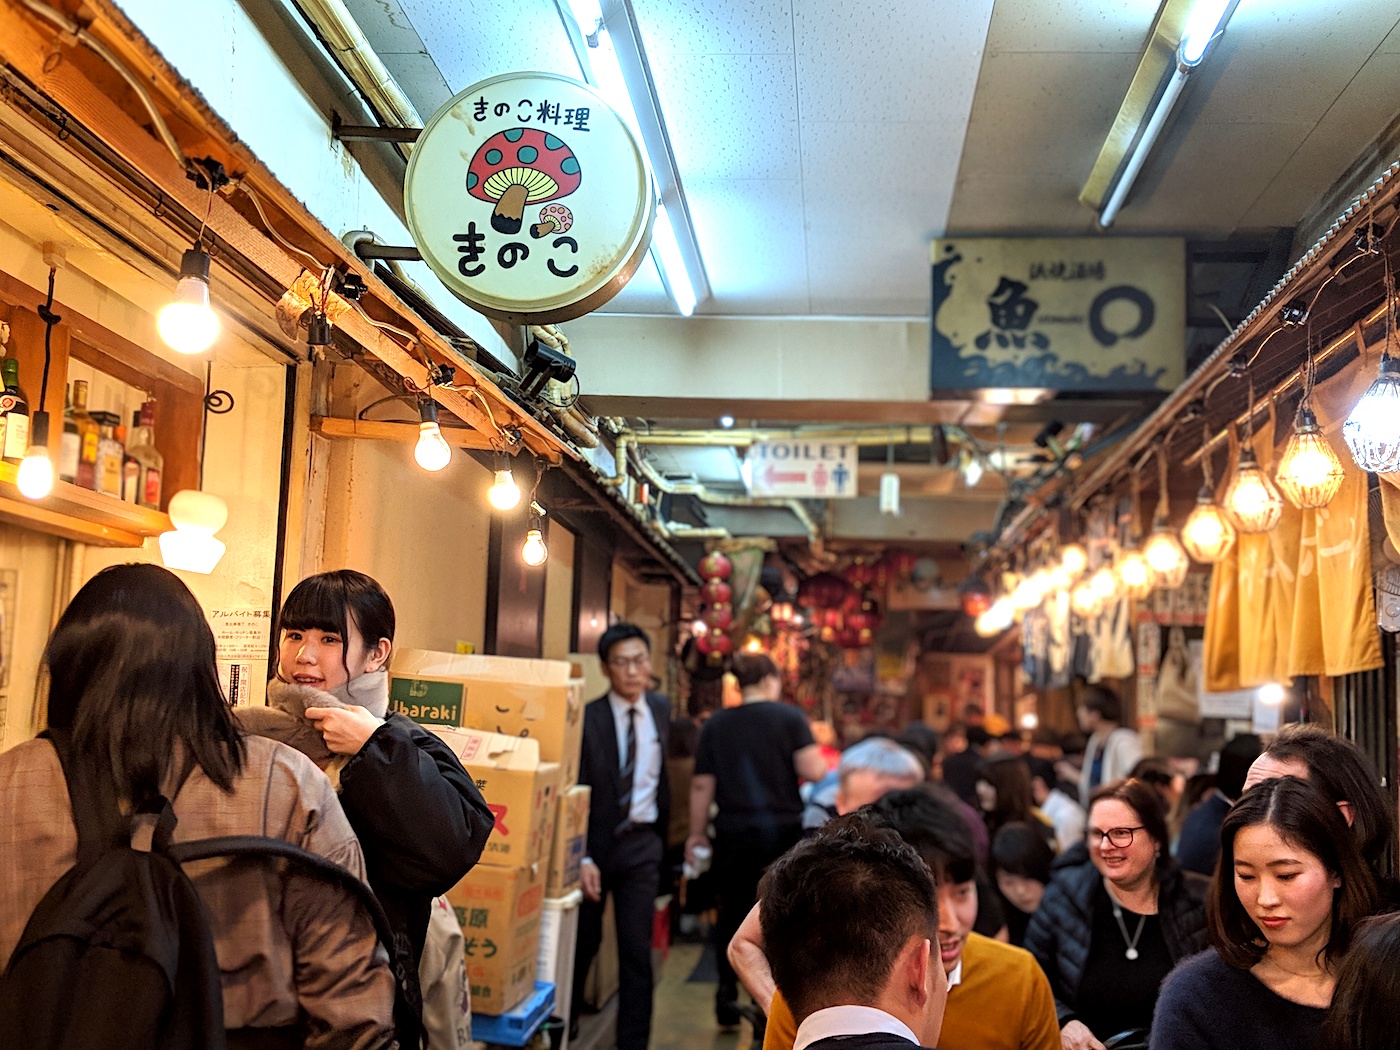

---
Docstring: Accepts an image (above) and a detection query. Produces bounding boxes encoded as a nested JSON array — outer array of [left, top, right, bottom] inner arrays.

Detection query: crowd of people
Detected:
[[690, 683, 1400, 1050]]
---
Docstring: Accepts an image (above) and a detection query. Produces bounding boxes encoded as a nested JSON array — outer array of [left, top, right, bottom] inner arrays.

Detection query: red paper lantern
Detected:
[[701, 579, 732, 605], [699, 551, 733, 581], [959, 575, 993, 618], [703, 603, 734, 630], [844, 561, 876, 588], [834, 628, 864, 649], [846, 597, 884, 634], [696, 631, 733, 657], [798, 572, 853, 610]]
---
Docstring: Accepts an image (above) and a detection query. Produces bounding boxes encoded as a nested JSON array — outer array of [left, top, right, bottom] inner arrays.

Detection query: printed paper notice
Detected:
[[211, 608, 272, 706]]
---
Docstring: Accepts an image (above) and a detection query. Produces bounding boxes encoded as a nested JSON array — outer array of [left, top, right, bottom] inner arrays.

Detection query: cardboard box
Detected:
[[547, 785, 591, 897], [428, 726, 561, 870], [390, 650, 586, 788], [447, 862, 545, 1015]]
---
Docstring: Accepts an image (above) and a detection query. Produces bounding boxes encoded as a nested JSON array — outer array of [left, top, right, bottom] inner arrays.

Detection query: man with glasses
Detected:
[[571, 623, 671, 1050]]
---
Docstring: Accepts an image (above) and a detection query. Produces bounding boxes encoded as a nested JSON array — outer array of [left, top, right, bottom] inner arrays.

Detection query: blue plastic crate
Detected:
[[474, 982, 556, 1047]]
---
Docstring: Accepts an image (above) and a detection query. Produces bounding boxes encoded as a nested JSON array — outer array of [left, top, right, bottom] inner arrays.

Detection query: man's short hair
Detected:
[[598, 622, 650, 663], [1078, 685, 1122, 722], [873, 787, 977, 885], [837, 738, 924, 787], [732, 652, 779, 689], [760, 813, 938, 1022]]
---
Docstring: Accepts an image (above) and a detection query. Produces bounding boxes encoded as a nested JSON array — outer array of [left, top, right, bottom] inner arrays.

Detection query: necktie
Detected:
[[616, 705, 638, 835]]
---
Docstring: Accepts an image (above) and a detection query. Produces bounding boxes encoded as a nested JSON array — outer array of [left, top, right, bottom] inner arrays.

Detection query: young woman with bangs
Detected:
[[1149, 776, 1378, 1050]]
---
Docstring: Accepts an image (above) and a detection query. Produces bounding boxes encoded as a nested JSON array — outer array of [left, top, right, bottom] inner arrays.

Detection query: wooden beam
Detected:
[[0, 0, 569, 462], [311, 415, 496, 451]]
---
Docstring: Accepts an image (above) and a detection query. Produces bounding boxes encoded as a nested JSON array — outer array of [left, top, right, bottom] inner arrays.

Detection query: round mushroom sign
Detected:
[[404, 72, 655, 324]]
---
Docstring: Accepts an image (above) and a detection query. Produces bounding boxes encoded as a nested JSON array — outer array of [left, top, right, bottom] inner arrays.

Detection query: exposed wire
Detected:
[[35, 265, 59, 409], [16, 0, 188, 171], [235, 181, 328, 271]]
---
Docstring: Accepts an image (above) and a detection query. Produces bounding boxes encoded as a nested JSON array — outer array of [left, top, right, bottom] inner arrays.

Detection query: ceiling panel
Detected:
[[632, 0, 795, 56], [985, 0, 1159, 54], [686, 178, 810, 312], [398, 0, 579, 91]]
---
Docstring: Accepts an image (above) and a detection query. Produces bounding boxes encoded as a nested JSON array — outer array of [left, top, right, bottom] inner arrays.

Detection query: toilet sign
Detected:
[[743, 440, 859, 498], [404, 71, 655, 323]]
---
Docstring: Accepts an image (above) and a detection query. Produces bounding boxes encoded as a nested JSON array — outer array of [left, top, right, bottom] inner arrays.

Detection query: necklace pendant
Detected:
[[1126, 947, 1139, 961]]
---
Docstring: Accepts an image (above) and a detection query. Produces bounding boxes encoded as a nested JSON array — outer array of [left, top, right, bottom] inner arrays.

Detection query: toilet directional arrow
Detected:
[[763, 465, 807, 486]]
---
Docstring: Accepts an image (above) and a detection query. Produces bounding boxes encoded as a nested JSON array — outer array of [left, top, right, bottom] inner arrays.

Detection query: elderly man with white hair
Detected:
[[802, 737, 927, 831]]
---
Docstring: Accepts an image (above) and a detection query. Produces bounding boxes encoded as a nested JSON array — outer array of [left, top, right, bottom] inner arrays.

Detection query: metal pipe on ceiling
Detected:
[[627, 426, 941, 448], [629, 449, 819, 540]]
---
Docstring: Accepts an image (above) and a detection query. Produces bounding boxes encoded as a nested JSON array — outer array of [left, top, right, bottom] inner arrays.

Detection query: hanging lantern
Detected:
[[1071, 580, 1104, 618], [1343, 355, 1400, 473], [699, 551, 733, 580], [799, 571, 854, 610], [701, 579, 733, 605], [1223, 446, 1284, 533], [1182, 486, 1236, 563], [1089, 565, 1119, 602], [1276, 405, 1345, 508], [702, 603, 734, 630], [770, 600, 795, 625], [695, 630, 733, 661], [1141, 446, 1189, 589], [1060, 543, 1088, 577], [1114, 546, 1153, 600]]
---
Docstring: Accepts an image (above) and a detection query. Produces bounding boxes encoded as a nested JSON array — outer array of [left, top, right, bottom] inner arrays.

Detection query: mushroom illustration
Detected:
[[532, 203, 574, 239], [466, 128, 582, 234]]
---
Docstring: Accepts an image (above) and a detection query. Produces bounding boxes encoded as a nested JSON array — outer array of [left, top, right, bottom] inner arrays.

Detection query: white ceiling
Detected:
[[344, 0, 1400, 319]]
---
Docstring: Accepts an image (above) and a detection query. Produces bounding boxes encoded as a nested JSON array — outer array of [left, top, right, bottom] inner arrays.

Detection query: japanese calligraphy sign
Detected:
[[404, 71, 655, 323], [929, 237, 1185, 393], [743, 440, 859, 499]]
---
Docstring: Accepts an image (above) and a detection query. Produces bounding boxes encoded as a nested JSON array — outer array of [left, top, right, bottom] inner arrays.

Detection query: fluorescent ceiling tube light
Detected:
[[1095, 0, 1238, 228], [652, 204, 697, 316]]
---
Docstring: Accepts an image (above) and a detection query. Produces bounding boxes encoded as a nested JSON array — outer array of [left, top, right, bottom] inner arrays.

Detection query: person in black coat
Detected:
[[1024, 779, 1207, 1050], [572, 624, 671, 1050], [244, 570, 494, 1045]]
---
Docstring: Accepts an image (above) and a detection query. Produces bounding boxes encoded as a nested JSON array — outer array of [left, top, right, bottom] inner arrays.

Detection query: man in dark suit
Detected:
[[571, 623, 670, 1050], [761, 814, 947, 1050]]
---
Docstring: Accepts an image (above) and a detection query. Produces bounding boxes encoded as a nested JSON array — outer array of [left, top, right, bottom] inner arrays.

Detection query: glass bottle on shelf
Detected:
[[71, 379, 99, 490], [126, 399, 163, 510], [120, 412, 140, 504], [59, 383, 80, 484], [94, 411, 124, 497], [0, 358, 30, 465]]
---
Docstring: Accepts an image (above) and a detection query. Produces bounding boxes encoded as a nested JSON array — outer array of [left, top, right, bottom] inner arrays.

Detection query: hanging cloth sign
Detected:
[[404, 71, 655, 323]]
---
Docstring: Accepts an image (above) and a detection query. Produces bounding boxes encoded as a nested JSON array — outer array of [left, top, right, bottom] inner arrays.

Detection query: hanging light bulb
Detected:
[[157, 246, 220, 354], [1115, 546, 1153, 599], [159, 489, 228, 574], [414, 399, 452, 471], [521, 526, 548, 566], [963, 452, 984, 488], [1060, 543, 1088, 577], [1071, 580, 1104, 618], [16, 410, 54, 499], [1343, 355, 1400, 472], [1223, 446, 1283, 533], [1181, 485, 1235, 563], [1141, 447, 1188, 588], [1276, 405, 1345, 508], [1090, 565, 1119, 602], [880, 436, 900, 516], [1047, 564, 1072, 593], [488, 467, 521, 509]]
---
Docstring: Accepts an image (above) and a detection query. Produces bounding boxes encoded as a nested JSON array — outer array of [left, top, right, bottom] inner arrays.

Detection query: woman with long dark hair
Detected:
[[0, 563, 396, 1046], [1149, 776, 1377, 1050], [1321, 912, 1400, 1050]]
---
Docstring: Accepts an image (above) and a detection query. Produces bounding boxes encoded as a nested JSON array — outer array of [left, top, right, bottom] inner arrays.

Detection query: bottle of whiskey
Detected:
[[71, 379, 99, 490], [126, 399, 164, 509], [120, 412, 140, 503], [58, 383, 80, 484], [0, 358, 30, 465], [94, 411, 124, 497]]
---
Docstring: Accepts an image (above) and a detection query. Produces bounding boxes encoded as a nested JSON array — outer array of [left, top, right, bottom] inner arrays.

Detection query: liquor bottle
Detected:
[[0, 358, 29, 465], [120, 412, 140, 503], [58, 383, 80, 484], [94, 412, 124, 497], [71, 379, 99, 490], [126, 399, 164, 510]]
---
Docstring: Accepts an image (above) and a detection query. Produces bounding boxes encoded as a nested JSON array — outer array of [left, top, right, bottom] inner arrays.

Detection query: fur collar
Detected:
[[265, 668, 390, 720]]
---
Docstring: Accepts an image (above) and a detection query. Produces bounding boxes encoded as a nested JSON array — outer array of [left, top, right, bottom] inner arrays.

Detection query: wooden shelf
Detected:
[[312, 415, 496, 450], [0, 463, 172, 547]]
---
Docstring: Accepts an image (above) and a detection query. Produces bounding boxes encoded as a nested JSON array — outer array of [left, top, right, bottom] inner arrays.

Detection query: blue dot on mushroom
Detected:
[[485, 149, 502, 165], [561, 157, 580, 176], [504, 128, 524, 142], [466, 173, 478, 190], [518, 145, 538, 164], [545, 135, 564, 151]]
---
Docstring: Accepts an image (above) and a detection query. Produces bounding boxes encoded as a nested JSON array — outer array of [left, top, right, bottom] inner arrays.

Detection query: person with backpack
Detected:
[[0, 563, 398, 1049], [238, 569, 494, 1033]]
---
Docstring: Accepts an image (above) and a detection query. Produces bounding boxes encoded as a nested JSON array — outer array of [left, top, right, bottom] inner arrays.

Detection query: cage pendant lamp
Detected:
[[1278, 326, 1345, 507], [1113, 475, 1153, 600], [1344, 270, 1400, 472], [1181, 427, 1235, 563], [1223, 373, 1283, 534], [1143, 447, 1189, 589]]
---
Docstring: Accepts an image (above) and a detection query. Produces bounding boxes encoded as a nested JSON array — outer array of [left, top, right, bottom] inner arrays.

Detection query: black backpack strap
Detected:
[[40, 728, 128, 867]]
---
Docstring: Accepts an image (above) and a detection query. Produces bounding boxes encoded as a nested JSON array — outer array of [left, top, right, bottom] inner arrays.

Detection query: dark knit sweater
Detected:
[[1148, 949, 1326, 1050]]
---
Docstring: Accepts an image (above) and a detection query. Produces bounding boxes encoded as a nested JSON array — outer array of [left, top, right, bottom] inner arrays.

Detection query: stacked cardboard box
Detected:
[[392, 652, 586, 1016]]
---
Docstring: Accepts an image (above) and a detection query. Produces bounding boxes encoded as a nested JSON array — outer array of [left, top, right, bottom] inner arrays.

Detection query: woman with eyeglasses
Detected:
[[1150, 776, 1377, 1050], [1025, 779, 1209, 1050]]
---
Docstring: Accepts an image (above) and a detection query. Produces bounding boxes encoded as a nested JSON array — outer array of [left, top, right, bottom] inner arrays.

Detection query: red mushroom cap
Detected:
[[466, 127, 582, 208]]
